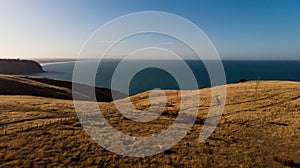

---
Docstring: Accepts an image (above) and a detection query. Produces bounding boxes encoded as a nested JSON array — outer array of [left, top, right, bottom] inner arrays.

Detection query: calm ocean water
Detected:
[[31, 60, 300, 95]]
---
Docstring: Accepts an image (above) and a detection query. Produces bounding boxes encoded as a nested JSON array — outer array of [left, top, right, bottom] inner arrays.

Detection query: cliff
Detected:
[[0, 59, 44, 74]]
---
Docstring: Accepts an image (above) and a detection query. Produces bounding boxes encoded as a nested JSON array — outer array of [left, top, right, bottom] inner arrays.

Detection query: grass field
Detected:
[[0, 78, 300, 167]]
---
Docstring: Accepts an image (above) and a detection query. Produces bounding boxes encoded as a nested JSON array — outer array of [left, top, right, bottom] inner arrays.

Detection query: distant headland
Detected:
[[0, 59, 44, 75]]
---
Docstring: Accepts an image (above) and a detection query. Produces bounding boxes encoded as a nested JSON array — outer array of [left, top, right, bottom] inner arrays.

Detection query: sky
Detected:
[[0, 0, 300, 60]]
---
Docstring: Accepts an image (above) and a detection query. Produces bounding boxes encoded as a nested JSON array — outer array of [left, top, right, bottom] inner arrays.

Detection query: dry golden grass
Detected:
[[0, 80, 300, 167]]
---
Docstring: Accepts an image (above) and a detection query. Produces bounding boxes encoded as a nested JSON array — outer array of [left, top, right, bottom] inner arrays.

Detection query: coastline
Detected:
[[36, 59, 98, 66], [40, 60, 77, 66]]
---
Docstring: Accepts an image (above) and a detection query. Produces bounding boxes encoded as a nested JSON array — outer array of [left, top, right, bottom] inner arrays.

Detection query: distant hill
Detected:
[[0, 75, 127, 102], [0, 59, 44, 74]]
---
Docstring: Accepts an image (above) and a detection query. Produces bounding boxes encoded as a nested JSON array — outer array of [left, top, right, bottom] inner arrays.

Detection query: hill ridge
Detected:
[[0, 75, 127, 102]]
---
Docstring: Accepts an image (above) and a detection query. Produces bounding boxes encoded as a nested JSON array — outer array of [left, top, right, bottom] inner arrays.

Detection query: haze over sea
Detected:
[[28, 60, 300, 95]]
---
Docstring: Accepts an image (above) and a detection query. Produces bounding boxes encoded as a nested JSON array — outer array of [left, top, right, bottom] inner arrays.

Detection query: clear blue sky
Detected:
[[0, 0, 299, 60]]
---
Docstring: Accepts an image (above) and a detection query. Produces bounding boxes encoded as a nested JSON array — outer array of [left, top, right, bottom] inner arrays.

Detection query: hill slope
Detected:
[[0, 75, 127, 102], [0, 80, 299, 167]]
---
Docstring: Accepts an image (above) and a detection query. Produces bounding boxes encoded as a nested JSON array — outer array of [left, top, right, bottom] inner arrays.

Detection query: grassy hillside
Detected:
[[0, 75, 127, 102], [0, 79, 300, 167]]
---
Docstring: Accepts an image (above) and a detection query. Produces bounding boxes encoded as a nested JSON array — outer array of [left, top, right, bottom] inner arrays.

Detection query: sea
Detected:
[[29, 60, 300, 95]]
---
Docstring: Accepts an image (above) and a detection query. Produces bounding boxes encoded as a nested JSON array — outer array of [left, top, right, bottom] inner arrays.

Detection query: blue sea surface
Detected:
[[31, 60, 300, 95]]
